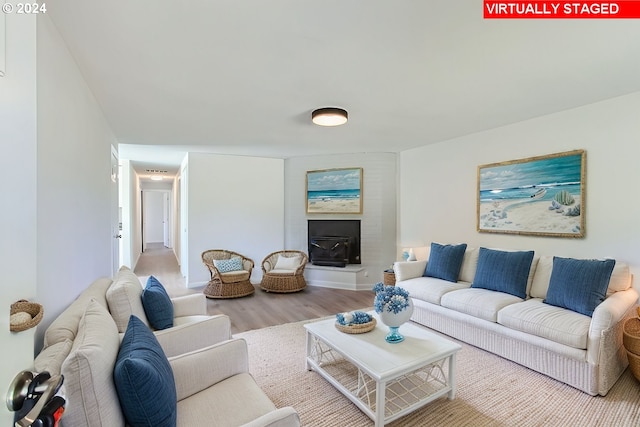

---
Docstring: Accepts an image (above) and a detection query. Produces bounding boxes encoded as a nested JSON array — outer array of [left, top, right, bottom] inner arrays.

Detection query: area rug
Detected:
[[236, 319, 640, 426]]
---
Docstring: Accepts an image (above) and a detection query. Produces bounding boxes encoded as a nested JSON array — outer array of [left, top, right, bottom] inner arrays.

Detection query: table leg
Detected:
[[448, 353, 457, 399], [305, 331, 312, 370], [375, 380, 385, 427]]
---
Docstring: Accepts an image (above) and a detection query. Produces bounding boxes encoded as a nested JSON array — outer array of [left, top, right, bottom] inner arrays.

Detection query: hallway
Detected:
[[133, 244, 374, 334], [133, 243, 192, 296]]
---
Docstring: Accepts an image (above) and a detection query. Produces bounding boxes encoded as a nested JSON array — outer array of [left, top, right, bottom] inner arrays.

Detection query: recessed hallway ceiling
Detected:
[[47, 1, 640, 176]]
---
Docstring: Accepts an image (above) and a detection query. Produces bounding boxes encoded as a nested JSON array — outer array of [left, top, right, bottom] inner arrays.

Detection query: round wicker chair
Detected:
[[201, 249, 255, 298], [260, 250, 308, 293]]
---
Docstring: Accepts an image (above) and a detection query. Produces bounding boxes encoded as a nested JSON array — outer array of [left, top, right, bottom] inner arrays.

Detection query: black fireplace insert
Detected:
[[307, 220, 361, 267]]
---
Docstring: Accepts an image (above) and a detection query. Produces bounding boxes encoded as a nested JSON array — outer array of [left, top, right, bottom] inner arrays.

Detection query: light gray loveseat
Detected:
[[32, 267, 300, 426], [394, 245, 638, 396]]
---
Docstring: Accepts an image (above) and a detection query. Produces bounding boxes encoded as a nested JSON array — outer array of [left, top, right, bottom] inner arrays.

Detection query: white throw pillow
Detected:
[[61, 299, 125, 427], [273, 255, 302, 271], [34, 339, 73, 376], [106, 266, 149, 332], [459, 247, 479, 283], [608, 262, 631, 294]]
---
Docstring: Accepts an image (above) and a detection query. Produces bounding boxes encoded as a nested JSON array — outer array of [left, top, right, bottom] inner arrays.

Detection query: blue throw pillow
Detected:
[[213, 257, 243, 273], [424, 243, 468, 282], [471, 248, 534, 299], [114, 316, 177, 427], [141, 276, 174, 330], [544, 257, 615, 317]]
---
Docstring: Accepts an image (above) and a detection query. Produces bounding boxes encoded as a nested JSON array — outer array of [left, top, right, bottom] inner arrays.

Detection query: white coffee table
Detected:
[[304, 312, 461, 426]]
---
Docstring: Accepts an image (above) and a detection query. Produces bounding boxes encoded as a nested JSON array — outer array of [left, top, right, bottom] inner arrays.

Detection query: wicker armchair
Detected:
[[260, 250, 308, 293], [201, 249, 255, 298]]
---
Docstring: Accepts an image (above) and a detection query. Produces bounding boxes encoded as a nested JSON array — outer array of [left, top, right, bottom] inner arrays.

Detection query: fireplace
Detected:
[[308, 220, 361, 267]]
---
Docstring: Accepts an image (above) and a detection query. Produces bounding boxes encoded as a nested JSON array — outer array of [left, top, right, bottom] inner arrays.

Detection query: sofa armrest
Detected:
[[393, 260, 428, 282], [169, 338, 249, 401], [587, 287, 639, 364], [590, 288, 639, 335], [155, 315, 232, 358], [171, 293, 207, 317], [241, 407, 301, 427]]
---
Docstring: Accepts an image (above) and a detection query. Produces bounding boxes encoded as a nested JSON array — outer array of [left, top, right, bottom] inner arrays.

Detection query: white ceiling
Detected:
[[47, 1, 640, 180]]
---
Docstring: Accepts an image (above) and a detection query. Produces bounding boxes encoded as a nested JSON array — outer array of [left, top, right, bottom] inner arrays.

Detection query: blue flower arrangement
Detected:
[[373, 282, 410, 314], [336, 311, 373, 326]]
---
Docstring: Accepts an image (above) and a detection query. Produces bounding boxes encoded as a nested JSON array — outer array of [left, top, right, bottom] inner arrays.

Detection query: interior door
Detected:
[[163, 191, 170, 248]]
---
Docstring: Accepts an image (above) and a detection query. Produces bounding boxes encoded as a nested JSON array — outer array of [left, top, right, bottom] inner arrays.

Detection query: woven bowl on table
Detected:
[[10, 300, 44, 332], [335, 318, 376, 334]]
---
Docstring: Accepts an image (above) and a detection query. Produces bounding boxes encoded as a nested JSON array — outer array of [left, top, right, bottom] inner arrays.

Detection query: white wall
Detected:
[[120, 161, 143, 269], [0, 13, 37, 426], [285, 153, 398, 283], [173, 173, 182, 265], [35, 14, 117, 343], [119, 159, 132, 267], [179, 159, 189, 278], [1, 13, 116, 423], [185, 153, 285, 286], [400, 92, 640, 284]]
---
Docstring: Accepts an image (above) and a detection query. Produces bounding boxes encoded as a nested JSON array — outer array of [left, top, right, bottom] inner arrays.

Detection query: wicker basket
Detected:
[[623, 317, 640, 355], [10, 300, 43, 332], [335, 318, 376, 334], [383, 270, 396, 286], [626, 351, 640, 382]]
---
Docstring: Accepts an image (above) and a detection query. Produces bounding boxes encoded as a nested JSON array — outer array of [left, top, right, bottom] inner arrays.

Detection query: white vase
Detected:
[[379, 299, 414, 343]]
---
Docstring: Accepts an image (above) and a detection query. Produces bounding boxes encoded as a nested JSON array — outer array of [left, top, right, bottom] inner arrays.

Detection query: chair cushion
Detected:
[[441, 288, 523, 323], [106, 266, 149, 332], [141, 276, 174, 330], [424, 242, 467, 282], [268, 269, 297, 275], [400, 277, 470, 305], [471, 248, 534, 299], [273, 255, 302, 271], [213, 257, 243, 273], [61, 299, 124, 427], [176, 373, 277, 426], [114, 316, 177, 427], [220, 270, 251, 283], [498, 298, 590, 349], [544, 257, 615, 317]]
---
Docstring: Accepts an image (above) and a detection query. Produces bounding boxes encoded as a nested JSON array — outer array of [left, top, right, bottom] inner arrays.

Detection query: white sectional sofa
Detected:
[[31, 267, 300, 426], [394, 244, 638, 396]]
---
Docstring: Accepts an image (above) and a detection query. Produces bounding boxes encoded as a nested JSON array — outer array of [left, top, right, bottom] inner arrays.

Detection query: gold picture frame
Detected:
[[306, 167, 363, 214], [477, 150, 585, 237]]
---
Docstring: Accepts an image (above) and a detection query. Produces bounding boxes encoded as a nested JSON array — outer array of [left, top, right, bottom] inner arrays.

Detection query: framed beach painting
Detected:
[[306, 167, 363, 214], [477, 150, 585, 238]]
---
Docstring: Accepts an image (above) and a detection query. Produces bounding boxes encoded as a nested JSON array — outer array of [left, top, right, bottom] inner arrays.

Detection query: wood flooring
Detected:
[[133, 243, 375, 334]]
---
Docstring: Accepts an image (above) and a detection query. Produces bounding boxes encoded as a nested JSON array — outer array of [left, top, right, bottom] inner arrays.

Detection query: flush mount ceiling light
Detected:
[[311, 107, 348, 127], [146, 168, 167, 181]]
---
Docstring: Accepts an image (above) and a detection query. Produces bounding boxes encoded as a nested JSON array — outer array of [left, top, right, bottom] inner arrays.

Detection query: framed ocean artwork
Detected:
[[306, 167, 363, 214], [477, 150, 585, 237]]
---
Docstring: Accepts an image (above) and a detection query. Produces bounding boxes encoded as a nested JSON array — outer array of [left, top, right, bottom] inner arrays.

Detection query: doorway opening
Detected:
[[142, 189, 172, 252]]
